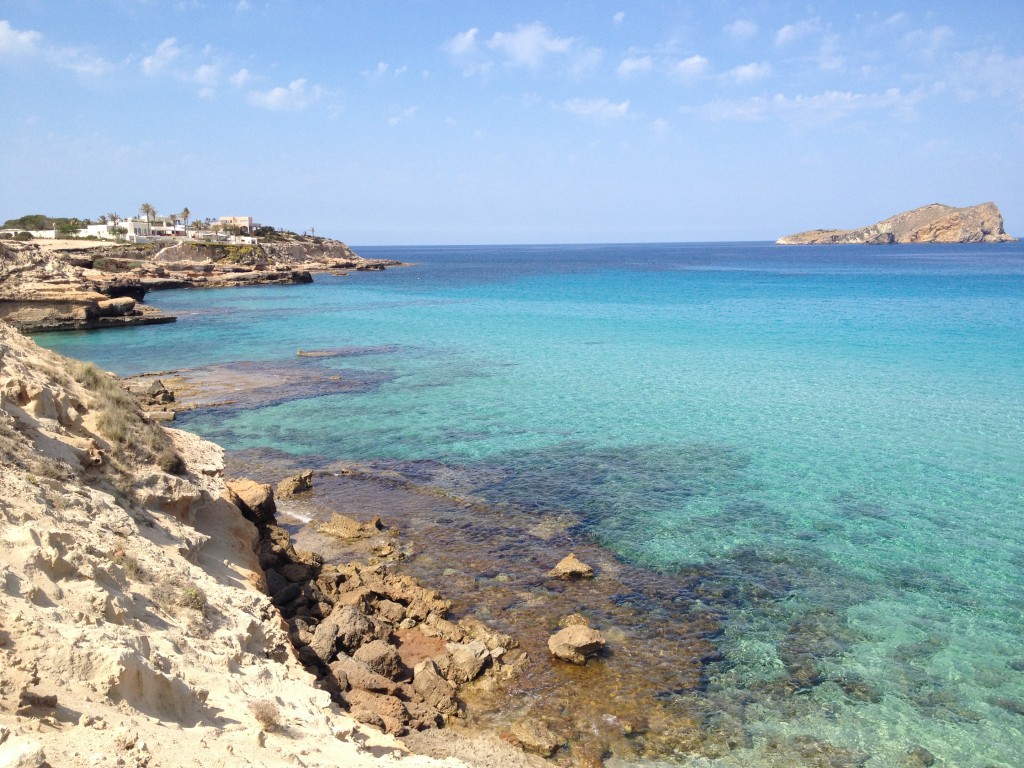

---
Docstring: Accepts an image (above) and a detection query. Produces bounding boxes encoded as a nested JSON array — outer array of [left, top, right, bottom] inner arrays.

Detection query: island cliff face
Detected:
[[777, 202, 1016, 245]]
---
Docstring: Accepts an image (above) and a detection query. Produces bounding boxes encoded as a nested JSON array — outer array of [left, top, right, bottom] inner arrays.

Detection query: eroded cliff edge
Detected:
[[0, 236, 399, 333], [777, 202, 1016, 245]]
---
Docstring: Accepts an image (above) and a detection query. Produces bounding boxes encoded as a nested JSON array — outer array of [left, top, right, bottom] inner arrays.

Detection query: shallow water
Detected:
[[36, 242, 1024, 765]]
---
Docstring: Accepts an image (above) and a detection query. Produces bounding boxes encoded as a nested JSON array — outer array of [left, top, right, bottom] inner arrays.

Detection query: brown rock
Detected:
[[509, 718, 563, 757], [548, 625, 606, 665], [224, 478, 277, 527], [316, 512, 384, 540], [330, 654, 400, 695], [548, 553, 594, 580], [353, 639, 404, 679], [347, 690, 410, 734], [276, 470, 313, 498], [322, 603, 377, 654], [439, 640, 490, 685], [412, 659, 458, 715]]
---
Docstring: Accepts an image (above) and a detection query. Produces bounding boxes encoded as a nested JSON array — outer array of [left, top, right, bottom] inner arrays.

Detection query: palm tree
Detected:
[[139, 203, 156, 228], [178, 207, 191, 237], [106, 212, 122, 241]]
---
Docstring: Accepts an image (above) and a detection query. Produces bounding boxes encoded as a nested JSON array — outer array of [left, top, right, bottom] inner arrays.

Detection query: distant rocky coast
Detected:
[[777, 202, 1016, 245], [0, 235, 400, 333]]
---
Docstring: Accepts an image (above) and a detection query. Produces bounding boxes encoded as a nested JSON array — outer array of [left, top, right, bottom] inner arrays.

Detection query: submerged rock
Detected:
[[277, 470, 313, 497], [548, 552, 595, 580], [548, 625, 606, 665]]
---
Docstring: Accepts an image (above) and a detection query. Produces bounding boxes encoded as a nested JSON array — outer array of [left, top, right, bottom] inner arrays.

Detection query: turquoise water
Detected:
[[37, 242, 1024, 765]]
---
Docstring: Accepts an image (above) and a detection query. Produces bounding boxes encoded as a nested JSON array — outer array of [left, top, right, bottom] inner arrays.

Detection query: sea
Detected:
[[35, 242, 1024, 767]]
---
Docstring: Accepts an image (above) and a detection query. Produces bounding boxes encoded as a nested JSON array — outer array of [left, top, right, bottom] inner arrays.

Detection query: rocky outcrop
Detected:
[[253, 492, 523, 736], [0, 320, 447, 767], [0, 237, 400, 333], [547, 624, 607, 665], [777, 202, 1016, 245]]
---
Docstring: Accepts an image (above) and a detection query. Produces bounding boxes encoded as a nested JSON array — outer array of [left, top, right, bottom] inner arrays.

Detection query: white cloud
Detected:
[[902, 26, 954, 59], [388, 106, 418, 126], [951, 50, 1024, 104], [562, 97, 629, 119], [672, 54, 709, 79], [445, 28, 479, 56], [198, 86, 215, 100], [775, 19, 821, 47], [816, 35, 844, 71], [726, 61, 772, 83], [248, 78, 322, 110], [617, 55, 652, 77], [652, 117, 670, 136], [724, 20, 758, 40], [230, 68, 252, 87], [692, 87, 914, 124], [235, 0, 251, 11], [488, 22, 573, 68], [0, 20, 41, 55], [142, 37, 181, 75], [613, 12, 625, 25], [193, 63, 218, 86], [50, 47, 110, 76]]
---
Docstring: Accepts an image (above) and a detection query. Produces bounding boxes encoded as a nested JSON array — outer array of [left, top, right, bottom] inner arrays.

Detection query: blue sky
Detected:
[[2, 1, 1022, 244]]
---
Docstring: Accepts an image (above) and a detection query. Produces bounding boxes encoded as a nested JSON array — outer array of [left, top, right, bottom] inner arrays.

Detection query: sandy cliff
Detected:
[[777, 202, 1016, 244], [0, 321, 472, 768]]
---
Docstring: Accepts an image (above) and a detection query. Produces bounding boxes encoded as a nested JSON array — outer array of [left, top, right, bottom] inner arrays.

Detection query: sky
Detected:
[[1, 1, 1022, 244]]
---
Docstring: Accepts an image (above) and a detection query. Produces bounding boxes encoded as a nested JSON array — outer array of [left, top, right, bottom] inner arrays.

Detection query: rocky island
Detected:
[[777, 202, 1016, 245]]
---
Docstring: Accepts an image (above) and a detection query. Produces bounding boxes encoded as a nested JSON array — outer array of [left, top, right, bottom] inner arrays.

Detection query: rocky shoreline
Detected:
[[0, 320, 552, 768], [0, 236, 400, 333]]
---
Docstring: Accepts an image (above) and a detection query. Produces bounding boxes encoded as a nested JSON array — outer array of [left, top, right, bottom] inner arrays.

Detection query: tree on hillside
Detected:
[[179, 207, 191, 235]]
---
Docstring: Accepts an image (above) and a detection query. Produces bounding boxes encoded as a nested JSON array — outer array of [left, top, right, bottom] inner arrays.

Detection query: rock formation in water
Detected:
[[777, 202, 1016, 245]]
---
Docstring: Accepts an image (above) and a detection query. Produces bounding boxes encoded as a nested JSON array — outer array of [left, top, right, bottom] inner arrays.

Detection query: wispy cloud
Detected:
[[950, 50, 1024, 104], [562, 97, 629, 119], [141, 37, 181, 75], [692, 87, 914, 124], [724, 20, 758, 41], [613, 12, 625, 25], [488, 22, 574, 69], [672, 54, 709, 80], [248, 78, 323, 110], [445, 28, 479, 56], [725, 61, 772, 84], [388, 106, 418, 126], [0, 20, 41, 55], [229, 68, 252, 88], [775, 18, 821, 47], [617, 55, 652, 77]]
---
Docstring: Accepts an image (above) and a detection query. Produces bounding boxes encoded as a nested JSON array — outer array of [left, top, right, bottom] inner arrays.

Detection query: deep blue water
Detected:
[[36, 242, 1024, 766]]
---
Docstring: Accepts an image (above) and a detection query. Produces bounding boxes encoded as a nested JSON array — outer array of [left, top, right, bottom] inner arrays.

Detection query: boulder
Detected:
[[412, 659, 458, 715], [548, 625, 606, 665], [346, 690, 409, 735], [322, 604, 376, 654], [548, 553, 594, 580], [96, 296, 136, 317], [277, 470, 313, 498], [353, 639, 404, 679], [510, 718, 563, 757], [316, 512, 384, 540], [330, 653, 399, 695], [224, 478, 277, 527], [439, 640, 490, 685]]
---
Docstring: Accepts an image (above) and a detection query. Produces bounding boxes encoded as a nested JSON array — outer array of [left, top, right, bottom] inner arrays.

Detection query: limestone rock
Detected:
[[509, 718, 563, 757], [224, 478, 277, 527], [277, 470, 313, 498], [412, 659, 458, 715], [438, 641, 490, 685], [548, 553, 594, 580], [777, 202, 1016, 245], [548, 625, 606, 665], [353, 639, 404, 679]]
